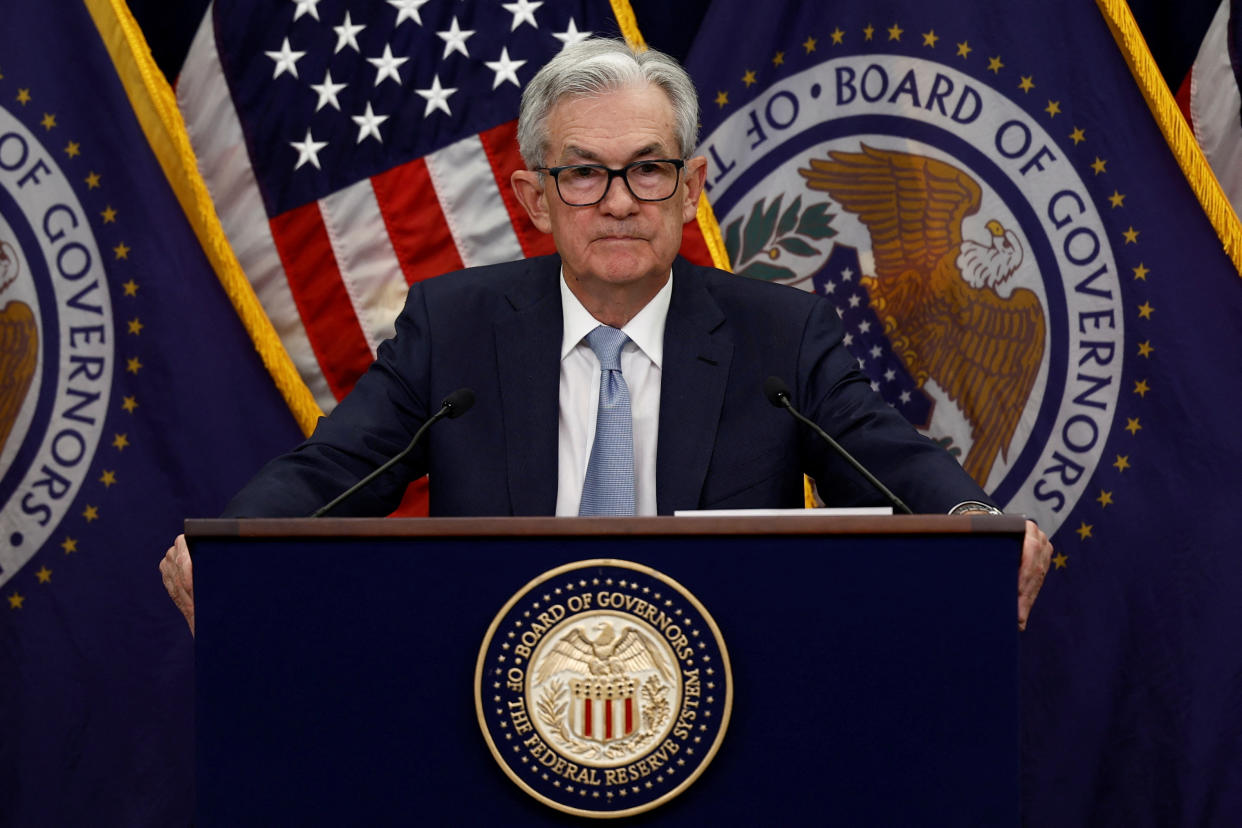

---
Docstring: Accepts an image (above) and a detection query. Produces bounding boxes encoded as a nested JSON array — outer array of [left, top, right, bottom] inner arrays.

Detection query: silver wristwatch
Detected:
[[948, 500, 1003, 516]]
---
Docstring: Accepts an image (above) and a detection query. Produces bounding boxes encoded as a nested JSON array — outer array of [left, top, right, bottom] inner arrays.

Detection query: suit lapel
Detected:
[[495, 256, 563, 515], [657, 259, 732, 514]]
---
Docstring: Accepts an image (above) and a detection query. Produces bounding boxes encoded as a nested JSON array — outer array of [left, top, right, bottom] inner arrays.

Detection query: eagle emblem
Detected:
[[0, 239, 38, 461], [534, 620, 676, 746], [799, 144, 1046, 485]]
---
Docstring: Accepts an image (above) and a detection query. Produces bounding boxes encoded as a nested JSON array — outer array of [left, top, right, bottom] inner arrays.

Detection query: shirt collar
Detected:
[[559, 270, 672, 368]]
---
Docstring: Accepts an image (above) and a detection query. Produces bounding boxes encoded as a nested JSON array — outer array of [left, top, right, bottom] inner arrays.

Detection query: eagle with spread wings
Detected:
[[1, 239, 38, 462], [798, 144, 1045, 486], [534, 621, 675, 685]]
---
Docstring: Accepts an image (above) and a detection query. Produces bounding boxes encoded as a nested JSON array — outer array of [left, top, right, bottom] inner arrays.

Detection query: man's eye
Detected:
[[568, 166, 600, 179]]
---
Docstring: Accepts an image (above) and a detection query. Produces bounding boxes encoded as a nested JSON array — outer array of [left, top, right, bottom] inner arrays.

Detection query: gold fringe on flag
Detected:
[[84, 0, 323, 435], [1097, 0, 1242, 278]]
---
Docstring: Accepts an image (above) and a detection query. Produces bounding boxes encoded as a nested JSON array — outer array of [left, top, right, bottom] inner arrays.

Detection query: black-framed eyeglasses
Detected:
[[537, 159, 685, 206]]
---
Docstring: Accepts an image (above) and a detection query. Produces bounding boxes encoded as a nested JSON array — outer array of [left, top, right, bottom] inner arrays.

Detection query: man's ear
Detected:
[[681, 156, 708, 224], [511, 170, 552, 234]]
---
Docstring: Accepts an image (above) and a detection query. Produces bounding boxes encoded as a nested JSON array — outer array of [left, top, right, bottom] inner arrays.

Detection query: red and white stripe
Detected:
[[1180, 0, 1242, 218], [575, 695, 636, 742]]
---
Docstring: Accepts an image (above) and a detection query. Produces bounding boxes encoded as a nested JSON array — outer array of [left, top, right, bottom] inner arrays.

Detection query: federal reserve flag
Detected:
[[687, 0, 1242, 822], [0, 2, 305, 822]]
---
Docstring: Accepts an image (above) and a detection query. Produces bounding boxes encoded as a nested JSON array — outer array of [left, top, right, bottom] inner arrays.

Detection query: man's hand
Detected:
[[1018, 519, 1052, 631], [160, 534, 195, 636]]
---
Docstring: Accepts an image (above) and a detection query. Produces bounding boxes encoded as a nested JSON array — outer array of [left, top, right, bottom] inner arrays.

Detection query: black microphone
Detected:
[[763, 376, 913, 515], [310, 388, 475, 517]]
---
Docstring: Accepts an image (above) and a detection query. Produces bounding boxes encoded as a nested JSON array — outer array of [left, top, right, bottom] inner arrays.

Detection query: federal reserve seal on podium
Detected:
[[475, 559, 732, 817]]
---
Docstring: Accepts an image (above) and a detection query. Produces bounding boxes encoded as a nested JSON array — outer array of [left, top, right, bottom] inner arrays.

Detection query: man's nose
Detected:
[[597, 173, 639, 216]]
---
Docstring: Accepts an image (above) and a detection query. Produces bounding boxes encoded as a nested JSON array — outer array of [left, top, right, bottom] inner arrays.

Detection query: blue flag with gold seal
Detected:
[[686, 0, 1242, 822], [0, 1, 307, 822]]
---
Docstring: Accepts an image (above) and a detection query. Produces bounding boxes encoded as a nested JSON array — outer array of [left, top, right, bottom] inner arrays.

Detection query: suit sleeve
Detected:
[[221, 285, 434, 518], [793, 298, 994, 514]]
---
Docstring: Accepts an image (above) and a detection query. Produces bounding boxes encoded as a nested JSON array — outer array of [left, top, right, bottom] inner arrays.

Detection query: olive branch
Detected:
[[723, 194, 837, 281]]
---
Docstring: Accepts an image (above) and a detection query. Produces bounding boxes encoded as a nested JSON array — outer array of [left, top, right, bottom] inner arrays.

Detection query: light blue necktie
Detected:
[[578, 325, 636, 516]]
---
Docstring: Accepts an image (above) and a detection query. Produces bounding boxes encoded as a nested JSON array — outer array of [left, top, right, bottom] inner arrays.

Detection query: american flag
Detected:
[[810, 244, 933, 431], [177, 0, 715, 413], [1177, 0, 1242, 225]]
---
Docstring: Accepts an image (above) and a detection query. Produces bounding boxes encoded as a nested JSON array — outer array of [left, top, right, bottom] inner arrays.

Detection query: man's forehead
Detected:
[[545, 85, 677, 158]]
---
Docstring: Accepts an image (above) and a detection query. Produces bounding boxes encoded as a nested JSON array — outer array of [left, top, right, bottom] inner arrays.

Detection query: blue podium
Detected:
[[187, 514, 1023, 825]]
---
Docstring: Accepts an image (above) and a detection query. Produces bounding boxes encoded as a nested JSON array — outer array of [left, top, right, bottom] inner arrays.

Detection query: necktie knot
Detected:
[[586, 325, 628, 371]]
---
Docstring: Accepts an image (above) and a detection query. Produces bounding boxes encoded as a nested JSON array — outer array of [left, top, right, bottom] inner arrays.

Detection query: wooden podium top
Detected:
[[186, 513, 1026, 540]]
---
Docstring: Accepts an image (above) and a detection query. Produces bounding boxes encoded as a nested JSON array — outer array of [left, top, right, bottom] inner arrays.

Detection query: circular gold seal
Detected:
[[475, 559, 732, 818]]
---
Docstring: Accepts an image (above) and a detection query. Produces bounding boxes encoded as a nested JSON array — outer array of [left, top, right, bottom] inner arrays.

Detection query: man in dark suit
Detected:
[[161, 39, 1052, 631]]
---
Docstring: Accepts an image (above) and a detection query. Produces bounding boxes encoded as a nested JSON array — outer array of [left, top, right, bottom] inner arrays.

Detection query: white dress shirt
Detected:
[[555, 272, 671, 516]]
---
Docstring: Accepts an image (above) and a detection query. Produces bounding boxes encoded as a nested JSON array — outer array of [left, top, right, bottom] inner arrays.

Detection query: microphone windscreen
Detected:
[[763, 376, 791, 407], [441, 387, 476, 419]]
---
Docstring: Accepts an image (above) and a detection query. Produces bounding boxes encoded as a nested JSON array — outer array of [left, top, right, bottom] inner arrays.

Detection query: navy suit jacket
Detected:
[[224, 254, 991, 517]]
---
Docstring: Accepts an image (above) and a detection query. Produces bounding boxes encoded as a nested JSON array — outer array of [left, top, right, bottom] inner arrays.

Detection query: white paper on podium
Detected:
[[672, 506, 893, 517]]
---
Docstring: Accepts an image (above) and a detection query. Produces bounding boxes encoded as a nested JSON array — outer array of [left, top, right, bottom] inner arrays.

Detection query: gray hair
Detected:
[[517, 39, 700, 169]]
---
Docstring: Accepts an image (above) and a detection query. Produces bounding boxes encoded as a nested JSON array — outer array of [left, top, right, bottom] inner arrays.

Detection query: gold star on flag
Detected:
[[1109, 190, 1125, 208], [65, 140, 81, 158], [36, 567, 52, 584], [122, 395, 138, 413], [126, 356, 142, 374], [16, 88, 31, 105], [1133, 378, 1151, 397], [988, 56, 1004, 73], [1137, 340, 1154, 358], [41, 112, 56, 130], [1097, 490, 1114, 507], [1132, 263, 1149, 280], [887, 23, 903, 41], [7, 593, 24, 610], [1053, 553, 1068, 569], [112, 433, 129, 450], [922, 30, 938, 47], [122, 279, 139, 296], [83, 505, 100, 522], [100, 470, 118, 488], [714, 90, 728, 108], [803, 35, 817, 53], [1125, 417, 1142, 435], [1076, 522, 1093, 540], [830, 27, 844, 45], [1018, 75, 1035, 92], [956, 41, 971, 58], [1091, 157, 1107, 174], [1137, 301, 1154, 319], [863, 24, 875, 41], [772, 50, 785, 66], [61, 537, 78, 554], [1045, 100, 1061, 117], [101, 206, 117, 223], [741, 69, 757, 87], [85, 171, 101, 188], [127, 318, 143, 335], [114, 242, 130, 259], [1123, 226, 1139, 244], [1113, 454, 1131, 472], [1069, 126, 1086, 145]]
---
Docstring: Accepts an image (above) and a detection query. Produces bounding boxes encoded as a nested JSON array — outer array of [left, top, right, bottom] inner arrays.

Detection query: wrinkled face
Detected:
[[513, 85, 706, 297]]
